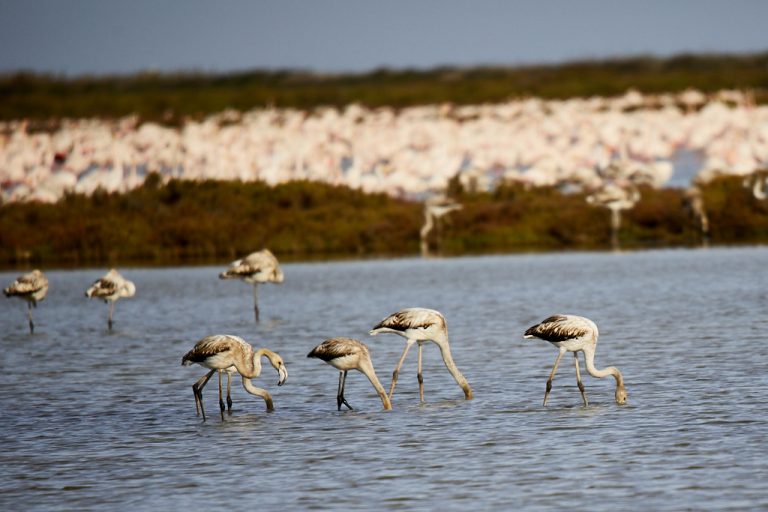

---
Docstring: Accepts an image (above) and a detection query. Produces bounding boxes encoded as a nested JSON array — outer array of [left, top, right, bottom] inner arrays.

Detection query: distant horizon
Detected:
[[4, 49, 768, 80]]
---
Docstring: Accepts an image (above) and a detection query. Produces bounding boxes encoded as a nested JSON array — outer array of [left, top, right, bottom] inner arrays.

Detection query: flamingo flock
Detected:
[[3, 251, 631, 420], [2, 89, 767, 205]]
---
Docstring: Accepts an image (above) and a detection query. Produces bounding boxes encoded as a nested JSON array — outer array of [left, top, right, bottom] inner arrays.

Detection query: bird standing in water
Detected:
[[370, 308, 473, 402], [181, 334, 288, 421], [85, 269, 136, 331], [219, 249, 284, 323], [308, 337, 392, 411], [524, 314, 627, 406], [4, 269, 49, 333]]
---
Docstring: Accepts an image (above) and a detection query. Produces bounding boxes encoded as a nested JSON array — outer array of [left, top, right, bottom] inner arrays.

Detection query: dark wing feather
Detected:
[[307, 337, 365, 361], [525, 315, 588, 342], [96, 278, 118, 294], [373, 310, 436, 331], [181, 337, 232, 365]]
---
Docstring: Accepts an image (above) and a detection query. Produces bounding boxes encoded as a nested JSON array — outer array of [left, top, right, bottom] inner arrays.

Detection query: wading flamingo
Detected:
[[307, 337, 392, 411], [85, 269, 136, 331], [369, 308, 473, 402], [181, 334, 288, 421], [587, 180, 640, 250], [420, 195, 462, 257], [524, 314, 627, 406], [219, 249, 284, 322], [3, 269, 49, 333]]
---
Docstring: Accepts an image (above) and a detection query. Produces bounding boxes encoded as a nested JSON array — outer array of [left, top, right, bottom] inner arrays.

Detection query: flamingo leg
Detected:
[[218, 371, 226, 420], [27, 302, 34, 334], [610, 208, 621, 250], [226, 371, 233, 411], [252, 284, 260, 323], [417, 343, 424, 402], [574, 353, 589, 406], [389, 339, 416, 400], [337, 371, 353, 410], [543, 350, 566, 406], [192, 369, 216, 421], [108, 301, 114, 331]]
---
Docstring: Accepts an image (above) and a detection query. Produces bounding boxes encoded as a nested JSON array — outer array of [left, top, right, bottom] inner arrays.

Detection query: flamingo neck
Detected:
[[436, 336, 473, 400], [583, 348, 624, 388], [241, 377, 274, 411], [235, 347, 267, 379], [359, 360, 392, 410]]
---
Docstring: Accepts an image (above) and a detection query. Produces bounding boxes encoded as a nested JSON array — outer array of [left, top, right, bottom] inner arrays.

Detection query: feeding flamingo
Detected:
[[181, 334, 288, 421], [307, 337, 392, 411], [369, 307, 473, 402], [523, 314, 627, 406]]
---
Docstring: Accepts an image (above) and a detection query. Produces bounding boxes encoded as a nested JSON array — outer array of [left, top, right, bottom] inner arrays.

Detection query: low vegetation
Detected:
[[1, 176, 766, 268]]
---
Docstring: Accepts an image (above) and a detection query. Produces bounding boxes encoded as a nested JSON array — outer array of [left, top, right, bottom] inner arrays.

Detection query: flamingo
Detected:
[[743, 170, 768, 200], [307, 337, 392, 411], [523, 314, 627, 406], [369, 308, 473, 402], [181, 334, 288, 421], [3, 269, 49, 333], [219, 249, 284, 322], [420, 195, 462, 257], [683, 186, 710, 243], [84, 269, 136, 331], [586, 180, 640, 250]]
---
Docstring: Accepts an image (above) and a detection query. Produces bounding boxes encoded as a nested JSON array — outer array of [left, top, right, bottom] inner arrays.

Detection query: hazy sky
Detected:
[[1, 0, 767, 76]]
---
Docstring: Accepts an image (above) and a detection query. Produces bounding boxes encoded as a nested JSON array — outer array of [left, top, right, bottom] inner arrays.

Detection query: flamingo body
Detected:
[[370, 307, 473, 402], [181, 334, 287, 420], [85, 269, 136, 330], [308, 337, 392, 410], [524, 314, 627, 405], [219, 249, 283, 322], [4, 269, 49, 333]]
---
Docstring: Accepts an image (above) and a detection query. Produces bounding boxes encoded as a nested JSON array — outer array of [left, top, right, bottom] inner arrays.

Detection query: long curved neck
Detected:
[[583, 347, 624, 388], [359, 360, 392, 410], [436, 334, 473, 400], [235, 347, 268, 379], [241, 376, 274, 411]]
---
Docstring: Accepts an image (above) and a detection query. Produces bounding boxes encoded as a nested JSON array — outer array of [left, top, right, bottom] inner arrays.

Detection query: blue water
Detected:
[[1, 247, 767, 510]]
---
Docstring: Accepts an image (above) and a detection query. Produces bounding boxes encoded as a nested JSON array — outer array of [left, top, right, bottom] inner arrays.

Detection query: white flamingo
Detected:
[[523, 314, 627, 406], [420, 195, 462, 257], [369, 308, 473, 402], [85, 269, 136, 330], [3, 269, 49, 333], [307, 337, 392, 411], [181, 334, 288, 421], [219, 249, 284, 322], [587, 180, 640, 250], [684, 186, 710, 243]]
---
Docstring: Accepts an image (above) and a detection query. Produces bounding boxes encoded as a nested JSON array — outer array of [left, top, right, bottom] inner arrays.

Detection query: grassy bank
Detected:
[[1, 176, 767, 269], [3, 52, 768, 125]]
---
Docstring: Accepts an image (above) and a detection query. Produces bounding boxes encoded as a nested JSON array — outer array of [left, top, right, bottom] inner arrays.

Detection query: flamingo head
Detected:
[[615, 384, 628, 405]]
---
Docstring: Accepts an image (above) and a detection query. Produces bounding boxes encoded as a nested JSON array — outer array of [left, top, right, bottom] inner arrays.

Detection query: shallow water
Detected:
[[1, 247, 767, 511]]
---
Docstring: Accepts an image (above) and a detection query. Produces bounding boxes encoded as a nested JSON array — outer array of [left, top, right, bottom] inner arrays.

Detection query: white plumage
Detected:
[[181, 334, 288, 421], [4, 269, 49, 333], [524, 314, 627, 406], [308, 337, 392, 411], [369, 307, 473, 402], [219, 249, 284, 322], [85, 269, 136, 330]]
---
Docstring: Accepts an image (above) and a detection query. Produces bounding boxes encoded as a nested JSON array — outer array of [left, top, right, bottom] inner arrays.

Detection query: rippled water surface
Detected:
[[1, 247, 767, 511]]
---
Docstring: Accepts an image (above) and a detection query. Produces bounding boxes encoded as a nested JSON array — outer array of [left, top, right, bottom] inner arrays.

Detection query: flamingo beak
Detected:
[[277, 364, 288, 386]]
